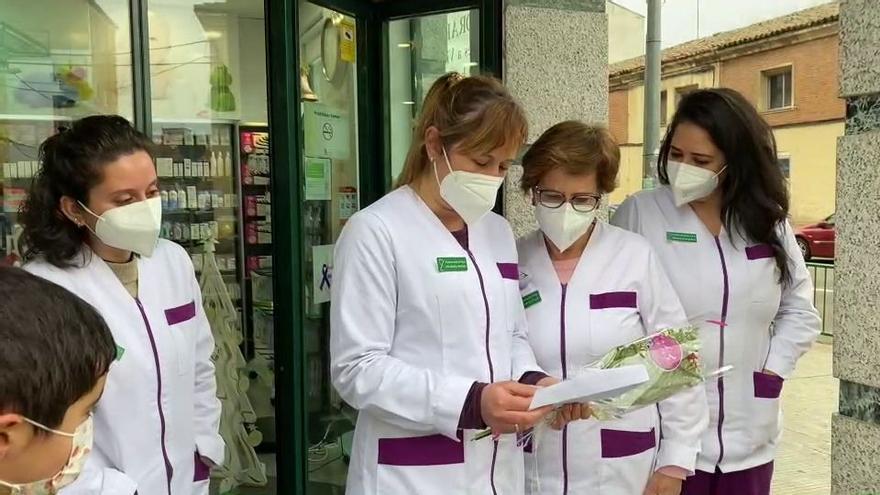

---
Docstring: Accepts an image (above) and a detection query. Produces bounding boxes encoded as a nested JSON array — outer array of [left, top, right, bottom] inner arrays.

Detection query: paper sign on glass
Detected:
[[304, 157, 332, 201], [529, 365, 650, 410], [303, 103, 350, 160]]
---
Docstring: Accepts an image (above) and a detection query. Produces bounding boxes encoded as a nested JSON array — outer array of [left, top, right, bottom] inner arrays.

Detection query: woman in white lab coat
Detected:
[[611, 88, 821, 495], [18, 116, 223, 495], [330, 73, 583, 495], [516, 122, 708, 495]]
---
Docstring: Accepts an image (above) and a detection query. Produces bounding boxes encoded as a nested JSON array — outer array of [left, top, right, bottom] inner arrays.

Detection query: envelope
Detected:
[[529, 365, 650, 410]]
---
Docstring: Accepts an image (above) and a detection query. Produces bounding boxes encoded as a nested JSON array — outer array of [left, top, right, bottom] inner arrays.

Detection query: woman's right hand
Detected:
[[480, 381, 551, 434]]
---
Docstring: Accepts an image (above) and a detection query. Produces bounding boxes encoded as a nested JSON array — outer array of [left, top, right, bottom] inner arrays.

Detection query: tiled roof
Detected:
[[609, 1, 839, 77]]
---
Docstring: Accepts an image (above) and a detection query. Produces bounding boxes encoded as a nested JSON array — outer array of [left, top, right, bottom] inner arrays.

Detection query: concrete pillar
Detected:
[[502, 0, 609, 238], [832, 0, 880, 493]]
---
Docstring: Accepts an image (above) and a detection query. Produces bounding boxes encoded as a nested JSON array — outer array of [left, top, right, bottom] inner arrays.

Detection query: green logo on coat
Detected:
[[666, 231, 698, 243], [522, 291, 542, 309], [437, 257, 468, 273]]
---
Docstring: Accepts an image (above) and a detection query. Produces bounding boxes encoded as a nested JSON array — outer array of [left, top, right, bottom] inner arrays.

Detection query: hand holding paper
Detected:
[[473, 327, 715, 441], [472, 368, 648, 441], [480, 381, 552, 435], [535, 377, 594, 430]]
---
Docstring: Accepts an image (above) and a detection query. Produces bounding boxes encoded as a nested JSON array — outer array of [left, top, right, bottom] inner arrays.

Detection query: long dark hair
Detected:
[[658, 88, 791, 284], [18, 115, 154, 268]]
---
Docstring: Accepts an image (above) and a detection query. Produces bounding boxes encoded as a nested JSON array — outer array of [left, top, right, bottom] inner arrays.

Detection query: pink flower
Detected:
[[649, 334, 683, 371]]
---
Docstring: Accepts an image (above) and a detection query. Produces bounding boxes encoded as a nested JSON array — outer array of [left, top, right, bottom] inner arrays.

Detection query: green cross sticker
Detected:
[[522, 290, 542, 309], [437, 257, 468, 273], [666, 231, 698, 244]]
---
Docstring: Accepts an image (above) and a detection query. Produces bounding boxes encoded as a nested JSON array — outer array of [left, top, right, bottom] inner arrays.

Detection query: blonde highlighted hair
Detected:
[[395, 72, 528, 187]]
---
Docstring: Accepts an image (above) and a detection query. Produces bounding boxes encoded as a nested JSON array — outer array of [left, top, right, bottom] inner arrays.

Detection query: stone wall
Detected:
[[832, 0, 880, 493], [502, 0, 609, 238]]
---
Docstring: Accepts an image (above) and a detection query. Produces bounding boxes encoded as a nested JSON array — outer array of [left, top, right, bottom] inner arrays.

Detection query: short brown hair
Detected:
[[395, 72, 528, 187], [520, 121, 620, 194]]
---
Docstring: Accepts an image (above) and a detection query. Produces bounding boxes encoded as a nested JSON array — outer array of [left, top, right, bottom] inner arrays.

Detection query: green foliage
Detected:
[[589, 327, 705, 420]]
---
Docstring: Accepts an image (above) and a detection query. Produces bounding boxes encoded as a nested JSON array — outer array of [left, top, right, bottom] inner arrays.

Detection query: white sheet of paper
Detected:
[[529, 365, 650, 410]]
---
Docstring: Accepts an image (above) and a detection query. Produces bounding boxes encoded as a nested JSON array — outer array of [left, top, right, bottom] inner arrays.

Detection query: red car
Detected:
[[795, 214, 835, 261]]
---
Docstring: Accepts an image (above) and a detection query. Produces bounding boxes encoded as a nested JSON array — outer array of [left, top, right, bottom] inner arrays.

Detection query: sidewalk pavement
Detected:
[[772, 341, 836, 495]]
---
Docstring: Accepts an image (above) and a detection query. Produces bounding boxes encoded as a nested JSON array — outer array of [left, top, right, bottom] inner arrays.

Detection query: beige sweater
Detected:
[[106, 257, 139, 298]]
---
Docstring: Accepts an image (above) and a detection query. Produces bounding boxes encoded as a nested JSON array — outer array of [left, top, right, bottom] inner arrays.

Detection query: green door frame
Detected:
[[265, 1, 502, 492]]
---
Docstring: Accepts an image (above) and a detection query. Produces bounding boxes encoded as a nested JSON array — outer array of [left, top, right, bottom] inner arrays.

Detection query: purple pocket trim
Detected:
[[194, 452, 210, 482], [753, 371, 784, 399], [377, 434, 465, 466], [165, 300, 196, 325], [497, 262, 519, 280], [600, 428, 656, 458], [590, 291, 637, 310], [746, 244, 775, 260]]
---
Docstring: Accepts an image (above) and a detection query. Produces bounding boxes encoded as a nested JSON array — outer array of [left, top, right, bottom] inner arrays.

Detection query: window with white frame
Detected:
[[763, 67, 793, 110], [778, 154, 791, 179]]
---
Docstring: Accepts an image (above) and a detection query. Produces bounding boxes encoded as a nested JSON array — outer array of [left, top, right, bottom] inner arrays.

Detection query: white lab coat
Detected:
[[331, 186, 542, 495], [611, 187, 821, 473], [25, 240, 224, 495], [517, 223, 708, 494]]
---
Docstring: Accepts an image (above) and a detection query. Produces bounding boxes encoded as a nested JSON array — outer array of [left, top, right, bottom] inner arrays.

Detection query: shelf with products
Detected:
[[152, 121, 248, 343], [237, 125, 278, 447], [1, 117, 63, 261]]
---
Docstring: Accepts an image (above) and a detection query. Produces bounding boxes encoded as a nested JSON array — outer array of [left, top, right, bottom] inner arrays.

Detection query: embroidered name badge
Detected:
[[666, 231, 698, 244], [437, 257, 468, 273], [522, 290, 542, 309], [115, 344, 125, 362]]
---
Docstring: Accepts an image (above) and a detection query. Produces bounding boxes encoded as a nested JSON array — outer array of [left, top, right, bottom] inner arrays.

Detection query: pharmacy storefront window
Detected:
[[146, 1, 275, 492], [1, 0, 134, 264]]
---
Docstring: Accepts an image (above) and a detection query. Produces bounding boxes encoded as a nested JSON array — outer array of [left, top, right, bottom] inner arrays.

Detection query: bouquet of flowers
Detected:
[[473, 327, 711, 441], [580, 326, 704, 420]]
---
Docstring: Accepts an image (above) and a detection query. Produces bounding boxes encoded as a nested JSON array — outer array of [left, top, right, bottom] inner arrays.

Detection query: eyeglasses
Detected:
[[534, 187, 602, 213]]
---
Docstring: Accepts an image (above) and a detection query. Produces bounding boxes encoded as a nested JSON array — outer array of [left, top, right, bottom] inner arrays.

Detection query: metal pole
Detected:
[[129, 0, 152, 136], [643, 0, 662, 189]]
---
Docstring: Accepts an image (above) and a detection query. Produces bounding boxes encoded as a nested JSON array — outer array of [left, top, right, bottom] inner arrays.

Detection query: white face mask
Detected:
[[434, 147, 504, 226], [536, 203, 597, 252], [0, 416, 94, 495], [79, 197, 162, 257], [666, 160, 726, 207]]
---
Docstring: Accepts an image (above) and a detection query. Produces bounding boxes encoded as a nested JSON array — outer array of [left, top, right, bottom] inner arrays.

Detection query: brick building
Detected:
[[608, 2, 842, 225]]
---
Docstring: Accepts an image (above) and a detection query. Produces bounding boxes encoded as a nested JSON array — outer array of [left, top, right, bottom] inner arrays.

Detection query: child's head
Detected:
[[0, 267, 115, 490]]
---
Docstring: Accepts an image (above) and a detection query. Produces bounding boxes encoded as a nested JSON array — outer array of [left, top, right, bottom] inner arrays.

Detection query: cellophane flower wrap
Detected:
[[583, 327, 704, 421], [472, 327, 707, 442]]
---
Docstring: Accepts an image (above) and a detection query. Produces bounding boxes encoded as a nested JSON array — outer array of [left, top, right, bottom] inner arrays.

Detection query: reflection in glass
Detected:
[[1, 0, 133, 264], [147, 1, 273, 493], [387, 10, 480, 184]]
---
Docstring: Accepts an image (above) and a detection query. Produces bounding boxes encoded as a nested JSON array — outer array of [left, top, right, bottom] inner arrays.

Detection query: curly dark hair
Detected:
[[658, 88, 791, 284], [18, 115, 154, 268]]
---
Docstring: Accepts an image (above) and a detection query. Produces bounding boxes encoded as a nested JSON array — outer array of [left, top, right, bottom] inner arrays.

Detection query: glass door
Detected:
[[387, 9, 481, 184], [264, 0, 500, 492], [297, 1, 361, 493], [146, 1, 275, 493]]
